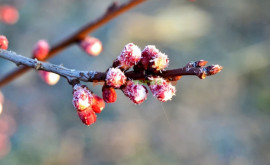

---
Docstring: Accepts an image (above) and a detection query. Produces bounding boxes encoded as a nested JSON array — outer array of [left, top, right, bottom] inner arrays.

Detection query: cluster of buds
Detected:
[[72, 84, 105, 126], [103, 43, 176, 105]]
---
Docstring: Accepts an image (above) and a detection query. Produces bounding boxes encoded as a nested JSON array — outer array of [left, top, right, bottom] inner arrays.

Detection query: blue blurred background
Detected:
[[0, 0, 270, 164]]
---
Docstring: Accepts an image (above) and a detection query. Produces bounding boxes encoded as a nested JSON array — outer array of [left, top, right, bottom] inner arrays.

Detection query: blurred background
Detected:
[[0, 0, 270, 164]]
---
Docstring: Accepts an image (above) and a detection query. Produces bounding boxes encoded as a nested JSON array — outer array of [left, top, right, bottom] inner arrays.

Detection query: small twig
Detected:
[[0, 50, 222, 84], [0, 0, 146, 88]]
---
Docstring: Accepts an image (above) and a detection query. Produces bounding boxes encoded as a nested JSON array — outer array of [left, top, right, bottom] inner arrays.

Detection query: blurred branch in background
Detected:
[[0, 0, 146, 88]]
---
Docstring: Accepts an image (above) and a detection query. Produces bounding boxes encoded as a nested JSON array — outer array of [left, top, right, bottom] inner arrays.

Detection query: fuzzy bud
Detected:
[[0, 35, 8, 50], [92, 94, 105, 113], [77, 107, 97, 126], [122, 81, 148, 104], [102, 86, 117, 103], [149, 77, 176, 102], [72, 84, 93, 111], [116, 43, 141, 70], [141, 45, 169, 71], [33, 40, 50, 61], [39, 71, 60, 85], [106, 68, 126, 88], [80, 37, 102, 56], [0, 5, 19, 25]]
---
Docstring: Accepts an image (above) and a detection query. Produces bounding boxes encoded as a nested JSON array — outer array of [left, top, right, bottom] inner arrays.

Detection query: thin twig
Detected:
[[0, 50, 222, 84], [0, 0, 146, 87]]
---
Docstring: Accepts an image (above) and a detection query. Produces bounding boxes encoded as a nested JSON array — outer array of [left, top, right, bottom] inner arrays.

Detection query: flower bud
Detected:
[[39, 71, 60, 85], [0, 35, 8, 50], [122, 81, 148, 104], [106, 68, 126, 88], [102, 86, 117, 103], [77, 107, 97, 126], [149, 77, 176, 102], [80, 37, 102, 56], [117, 43, 141, 70], [72, 84, 93, 111], [0, 5, 19, 24], [92, 94, 105, 113], [33, 40, 50, 61]]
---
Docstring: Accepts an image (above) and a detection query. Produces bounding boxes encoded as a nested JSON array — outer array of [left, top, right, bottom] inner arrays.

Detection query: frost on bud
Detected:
[[205, 65, 223, 76], [106, 68, 126, 88], [92, 94, 105, 113], [39, 70, 60, 85], [149, 77, 176, 102], [150, 52, 169, 71], [33, 40, 50, 61], [77, 107, 97, 126], [141, 45, 169, 71], [80, 37, 103, 56], [122, 81, 148, 104], [102, 86, 117, 103], [0, 35, 8, 50], [72, 84, 93, 111], [0, 5, 19, 25], [116, 43, 141, 70]]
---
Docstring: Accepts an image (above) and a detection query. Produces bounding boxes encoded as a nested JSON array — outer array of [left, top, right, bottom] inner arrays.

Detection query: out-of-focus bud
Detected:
[[39, 71, 60, 85], [80, 37, 103, 56], [33, 40, 50, 61], [0, 5, 19, 25]]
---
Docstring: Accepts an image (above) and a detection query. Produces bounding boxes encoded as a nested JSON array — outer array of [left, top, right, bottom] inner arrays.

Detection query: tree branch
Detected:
[[0, 0, 146, 88], [0, 50, 222, 85]]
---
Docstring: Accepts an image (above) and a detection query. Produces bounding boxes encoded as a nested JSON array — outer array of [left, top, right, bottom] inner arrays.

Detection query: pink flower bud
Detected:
[[141, 45, 169, 71], [77, 107, 97, 126], [117, 43, 141, 70], [150, 52, 169, 71], [92, 94, 105, 113], [0, 5, 19, 25], [39, 71, 60, 86], [0, 35, 8, 50], [80, 37, 102, 56], [0, 91, 3, 115], [106, 68, 126, 88], [122, 81, 148, 104], [33, 40, 50, 61], [149, 77, 176, 102], [102, 86, 117, 103], [72, 84, 93, 111]]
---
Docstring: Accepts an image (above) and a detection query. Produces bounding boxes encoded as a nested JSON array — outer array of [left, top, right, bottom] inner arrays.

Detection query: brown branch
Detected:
[[0, 0, 146, 88], [0, 50, 222, 84]]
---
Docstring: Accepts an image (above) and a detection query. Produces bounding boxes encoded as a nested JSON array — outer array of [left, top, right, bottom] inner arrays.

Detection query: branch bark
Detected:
[[0, 0, 146, 88], [0, 50, 221, 85]]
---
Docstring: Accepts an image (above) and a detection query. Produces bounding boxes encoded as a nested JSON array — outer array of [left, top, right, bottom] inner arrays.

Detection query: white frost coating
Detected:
[[106, 68, 126, 88], [117, 43, 141, 69], [149, 76, 176, 102], [123, 81, 147, 104], [72, 84, 93, 110]]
